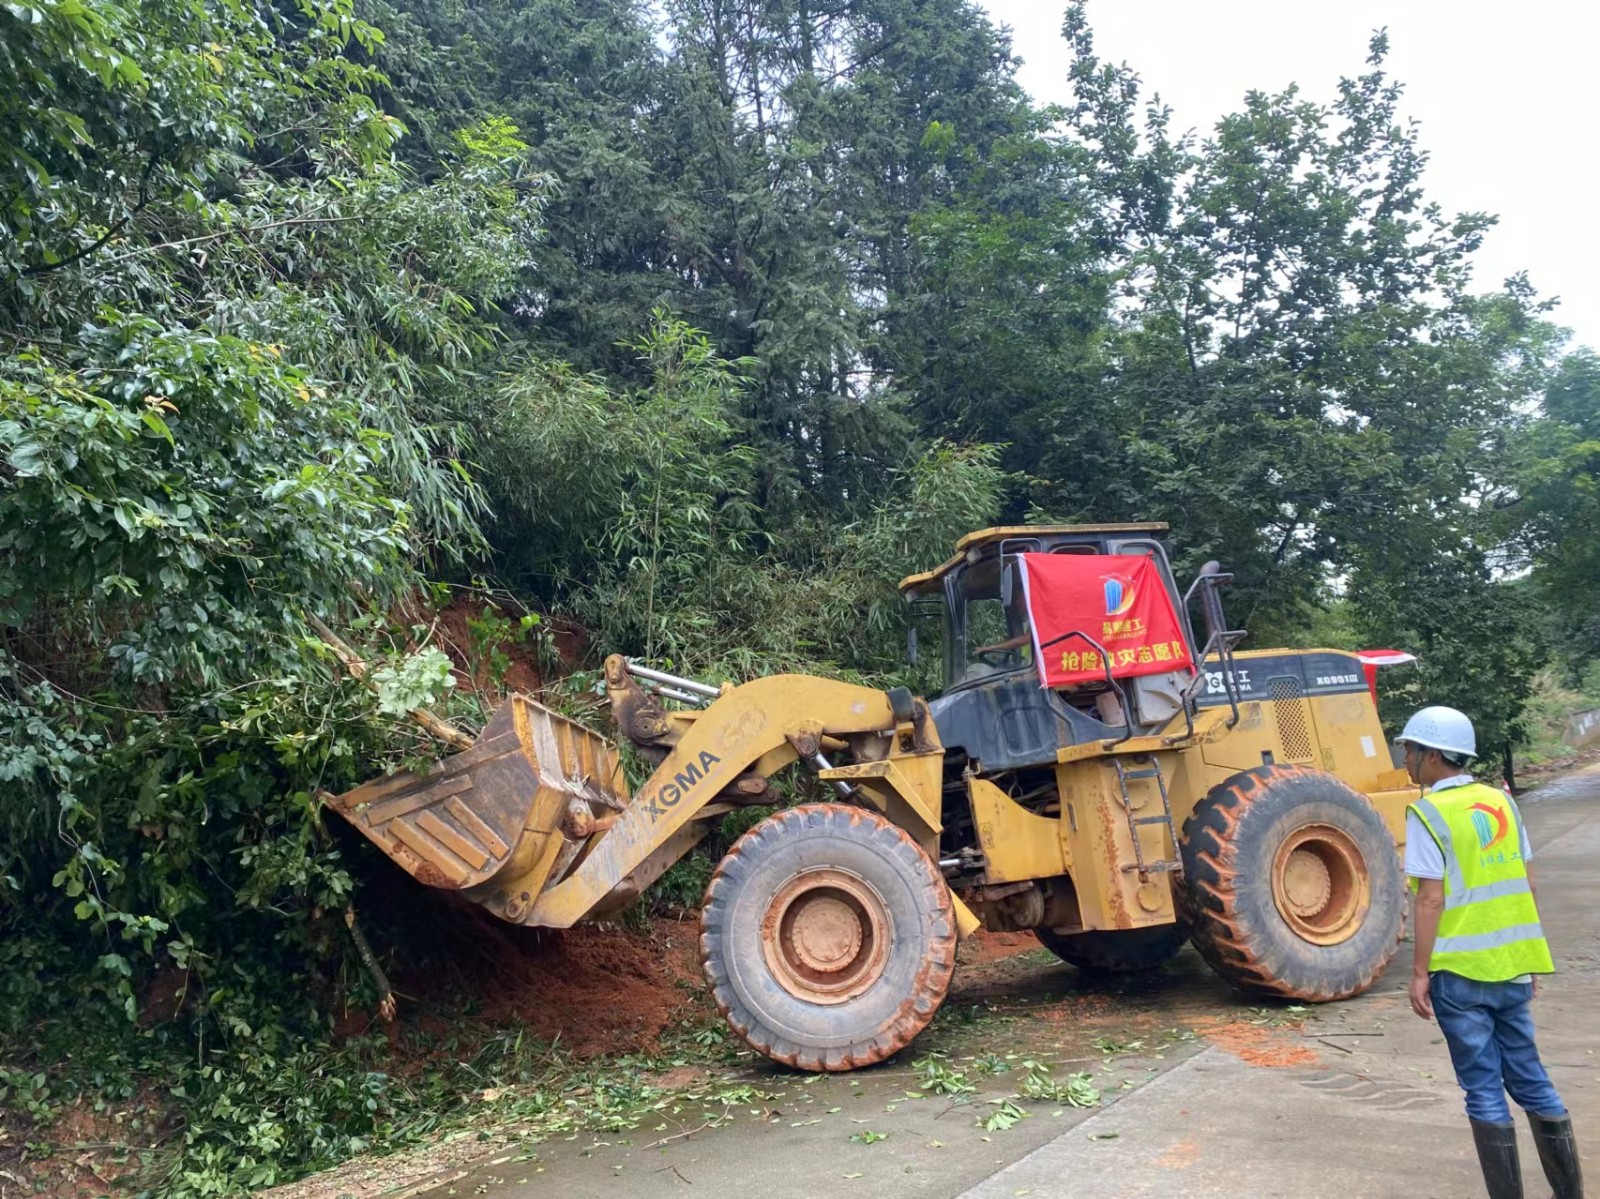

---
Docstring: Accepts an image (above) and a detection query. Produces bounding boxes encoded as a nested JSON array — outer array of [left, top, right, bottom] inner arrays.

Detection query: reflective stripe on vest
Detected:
[[1435, 923, 1548, 955], [1406, 782, 1554, 982], [1447, 877, 1533, 910], [1410, 795, 1466, 894]]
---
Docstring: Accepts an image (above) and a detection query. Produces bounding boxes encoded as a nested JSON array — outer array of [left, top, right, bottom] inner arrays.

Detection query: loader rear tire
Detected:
[[1180, 765, 1403, 1002], [1034, 922, 1190, 974], [701, 803, 956, 1072]]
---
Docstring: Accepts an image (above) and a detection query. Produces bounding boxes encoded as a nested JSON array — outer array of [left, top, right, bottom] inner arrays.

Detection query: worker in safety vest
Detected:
[[1400, 706, 1582, 1199]]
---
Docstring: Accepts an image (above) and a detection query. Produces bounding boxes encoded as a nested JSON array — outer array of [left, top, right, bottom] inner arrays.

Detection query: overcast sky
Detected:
[[977, 0, 1597, 355]]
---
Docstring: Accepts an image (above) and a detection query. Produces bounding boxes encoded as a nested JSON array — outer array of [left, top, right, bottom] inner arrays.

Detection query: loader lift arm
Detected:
[[531, 660, 945, 926], [327, 654, 950, 932]]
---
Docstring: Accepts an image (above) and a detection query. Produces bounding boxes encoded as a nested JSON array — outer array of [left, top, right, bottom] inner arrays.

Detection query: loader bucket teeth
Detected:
[[326, 695, 629, 900]]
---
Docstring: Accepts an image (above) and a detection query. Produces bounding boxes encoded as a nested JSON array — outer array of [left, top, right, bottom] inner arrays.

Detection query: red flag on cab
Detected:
[[1355, 649, 1416, 702], [1019, 553, 1194, 689]]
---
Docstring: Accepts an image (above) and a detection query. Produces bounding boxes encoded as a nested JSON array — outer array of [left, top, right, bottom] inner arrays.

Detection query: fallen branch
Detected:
[[308, 784, 397, 1022], [344, 904, 397, 1023], [306, 612, 474, 751], [643, 1121, 713, 1150]]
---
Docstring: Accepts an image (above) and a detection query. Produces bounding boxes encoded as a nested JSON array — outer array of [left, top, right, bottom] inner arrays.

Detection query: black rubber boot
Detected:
[[1471, 1119, 1525, 1199], [1527, 1113, 1584, 1198]]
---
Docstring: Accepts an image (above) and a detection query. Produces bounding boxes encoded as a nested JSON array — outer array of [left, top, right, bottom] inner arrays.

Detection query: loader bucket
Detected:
[[326, 694, 629, 904]]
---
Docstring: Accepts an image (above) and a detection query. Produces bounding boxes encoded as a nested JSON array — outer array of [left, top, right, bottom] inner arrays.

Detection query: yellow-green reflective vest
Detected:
[[1407, 782, 1554, 981]]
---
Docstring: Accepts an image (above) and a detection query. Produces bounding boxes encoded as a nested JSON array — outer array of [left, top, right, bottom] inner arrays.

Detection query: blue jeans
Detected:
[[1430, 970, 1566, 1123]]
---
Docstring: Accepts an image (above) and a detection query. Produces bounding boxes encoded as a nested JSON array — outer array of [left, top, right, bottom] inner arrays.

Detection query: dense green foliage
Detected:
[[1, 0, 1593, 1191]]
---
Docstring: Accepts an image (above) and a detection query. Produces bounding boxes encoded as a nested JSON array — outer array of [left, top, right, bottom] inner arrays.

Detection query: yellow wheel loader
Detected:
[[327, 524, 1416, 1072]]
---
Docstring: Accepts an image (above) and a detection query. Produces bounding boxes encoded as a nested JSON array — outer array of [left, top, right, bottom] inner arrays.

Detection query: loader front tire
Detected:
[[1180, 765, 1403, 1002], [701, 803, 956, 1072], [1034, 922, 1190, 974]]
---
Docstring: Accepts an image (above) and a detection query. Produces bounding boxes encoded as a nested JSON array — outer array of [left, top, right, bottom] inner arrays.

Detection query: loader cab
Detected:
[[899, 524, 1201, 774]]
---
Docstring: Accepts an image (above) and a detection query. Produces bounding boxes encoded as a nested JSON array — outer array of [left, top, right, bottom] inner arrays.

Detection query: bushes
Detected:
[[0, 2, 546, 1190]]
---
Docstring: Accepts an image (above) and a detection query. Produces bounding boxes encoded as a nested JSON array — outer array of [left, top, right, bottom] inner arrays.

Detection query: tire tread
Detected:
[[700, 803, 955, 1072], [1180, 765, 1402, 1002]]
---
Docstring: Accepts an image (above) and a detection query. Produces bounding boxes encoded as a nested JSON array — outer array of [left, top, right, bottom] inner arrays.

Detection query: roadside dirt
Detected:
[[245, 927, 1101, 1199], [252, 925, 1333, 1199], [0, 1091, 164, 1199], [457, 917, 708, 1058], [955, 928, 1040, 966], [387, 921, 1045, 1060], [431, 594, 538, 694], [1515, 745, 1600, 791], [1193, 1017, 1316, 1067]]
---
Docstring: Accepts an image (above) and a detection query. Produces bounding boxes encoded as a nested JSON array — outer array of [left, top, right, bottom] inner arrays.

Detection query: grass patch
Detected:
[[1, 998, 750, 1197]]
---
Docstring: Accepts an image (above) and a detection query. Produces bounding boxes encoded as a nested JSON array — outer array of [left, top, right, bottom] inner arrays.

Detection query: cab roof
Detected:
[[896, 523, 1169, 598]]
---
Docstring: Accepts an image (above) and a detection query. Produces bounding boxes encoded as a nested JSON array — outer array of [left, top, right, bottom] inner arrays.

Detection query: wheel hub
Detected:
[[1270, 824, 1370, 946], [762, 869, 890, 1005], [1281, 848, 1333, 916], [789, 895, 864, 971]]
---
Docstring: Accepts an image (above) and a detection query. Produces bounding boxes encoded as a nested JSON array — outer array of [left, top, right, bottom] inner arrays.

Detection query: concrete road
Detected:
[[422, 768, 1599, 1199]]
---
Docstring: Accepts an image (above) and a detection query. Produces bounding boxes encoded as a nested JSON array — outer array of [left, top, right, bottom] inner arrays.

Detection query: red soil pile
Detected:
[[383, 912, 709, 1059], [383, 922, 1045, 1061], [475, 920, 707, 1057]]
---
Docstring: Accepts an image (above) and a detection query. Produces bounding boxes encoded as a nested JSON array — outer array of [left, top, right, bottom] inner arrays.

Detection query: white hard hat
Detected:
[[1396, 706, 1477, 759]]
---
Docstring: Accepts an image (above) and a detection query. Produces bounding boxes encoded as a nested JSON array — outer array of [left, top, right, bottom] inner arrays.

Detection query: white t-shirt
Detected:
[[1403, 775, 1533, 879]]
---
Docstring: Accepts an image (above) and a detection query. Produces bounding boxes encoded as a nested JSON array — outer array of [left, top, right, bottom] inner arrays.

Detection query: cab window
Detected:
[[949, 556, 1032, 687]]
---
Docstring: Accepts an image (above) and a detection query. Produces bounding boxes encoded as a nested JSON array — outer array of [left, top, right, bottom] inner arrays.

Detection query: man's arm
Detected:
[[973, 632, 1030, 654], [1409, 878, 1444, 1020]]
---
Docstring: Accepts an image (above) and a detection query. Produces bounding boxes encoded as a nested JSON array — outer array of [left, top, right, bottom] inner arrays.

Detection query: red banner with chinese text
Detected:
[[1019, 553, 1193, 688]]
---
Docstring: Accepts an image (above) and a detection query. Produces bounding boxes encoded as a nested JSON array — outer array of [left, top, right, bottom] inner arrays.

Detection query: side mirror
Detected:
[[907, 624, 919, 665]]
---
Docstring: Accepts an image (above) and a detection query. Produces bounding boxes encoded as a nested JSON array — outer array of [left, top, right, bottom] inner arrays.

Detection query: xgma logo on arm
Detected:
[[643, 750, 723, 820]]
